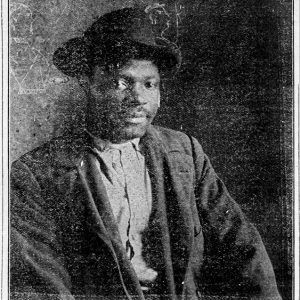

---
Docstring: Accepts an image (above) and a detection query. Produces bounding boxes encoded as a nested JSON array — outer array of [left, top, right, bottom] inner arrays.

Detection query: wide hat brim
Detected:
[[53, 7, 180, 77], [53, 36, 179, 78]]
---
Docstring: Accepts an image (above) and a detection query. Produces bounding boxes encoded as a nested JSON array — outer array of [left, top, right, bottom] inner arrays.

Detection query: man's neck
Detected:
[[85, 129, 140, 151]]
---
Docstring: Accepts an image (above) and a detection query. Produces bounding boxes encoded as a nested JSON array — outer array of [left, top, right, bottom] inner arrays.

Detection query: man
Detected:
[[10, 6, 281, 300]]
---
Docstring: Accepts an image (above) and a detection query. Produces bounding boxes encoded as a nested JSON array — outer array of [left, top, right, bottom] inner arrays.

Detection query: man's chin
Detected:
[[88, 118, 152, 143], [116, 124, 148, 142]]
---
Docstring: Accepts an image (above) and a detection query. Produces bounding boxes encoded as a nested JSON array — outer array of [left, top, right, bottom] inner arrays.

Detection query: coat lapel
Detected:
[[77, 149, 145, 299], [140, 126, 195, 299], [140, 127, 177, 299]]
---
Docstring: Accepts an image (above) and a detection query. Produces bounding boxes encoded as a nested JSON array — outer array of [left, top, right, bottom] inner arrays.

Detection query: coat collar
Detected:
[[50, 125, 167, 169], [49, 124, 194, 172]]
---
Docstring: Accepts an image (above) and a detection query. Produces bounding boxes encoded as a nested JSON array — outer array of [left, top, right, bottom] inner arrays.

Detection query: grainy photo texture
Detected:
[[9, 1, 293, 300]]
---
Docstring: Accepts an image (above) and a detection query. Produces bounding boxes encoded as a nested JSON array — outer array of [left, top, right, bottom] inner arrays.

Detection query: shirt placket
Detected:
[[120, 145, 157, 284]]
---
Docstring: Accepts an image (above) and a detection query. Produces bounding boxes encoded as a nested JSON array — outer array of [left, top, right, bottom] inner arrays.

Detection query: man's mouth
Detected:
[[123, 111, 149, 124], [125, 116, 148, 124]]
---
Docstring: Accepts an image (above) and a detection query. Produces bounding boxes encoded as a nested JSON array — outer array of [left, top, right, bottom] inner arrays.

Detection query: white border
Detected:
[[1, 0, 9, 299], [294, 0, 299, 298], [0, 1, 298, 300]]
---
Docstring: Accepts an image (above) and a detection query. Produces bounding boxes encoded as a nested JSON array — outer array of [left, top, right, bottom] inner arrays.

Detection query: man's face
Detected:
[[87, 59, 161, 143]]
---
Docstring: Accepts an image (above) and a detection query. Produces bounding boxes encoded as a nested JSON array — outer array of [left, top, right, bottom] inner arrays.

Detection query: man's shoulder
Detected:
[[152, 125, 190, 140], [12, 132, 87, 170], [150, 125, 197, 155]]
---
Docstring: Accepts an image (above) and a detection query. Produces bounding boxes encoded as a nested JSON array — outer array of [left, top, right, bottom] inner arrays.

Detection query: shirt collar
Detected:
[[85, 129, 140, 152]]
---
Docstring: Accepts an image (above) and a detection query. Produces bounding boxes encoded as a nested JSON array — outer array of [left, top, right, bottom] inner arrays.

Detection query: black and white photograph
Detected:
[[5, 0, 295, 299]]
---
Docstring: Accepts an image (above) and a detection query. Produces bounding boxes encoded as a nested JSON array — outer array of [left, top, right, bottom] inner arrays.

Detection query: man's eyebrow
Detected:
[[144, 76, 160, 81], [116, 74, 160, 81]]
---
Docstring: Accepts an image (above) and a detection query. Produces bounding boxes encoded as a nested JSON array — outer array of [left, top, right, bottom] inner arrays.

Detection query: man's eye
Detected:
[[114, 79, 128, 91], [144, 81, 158, 89]]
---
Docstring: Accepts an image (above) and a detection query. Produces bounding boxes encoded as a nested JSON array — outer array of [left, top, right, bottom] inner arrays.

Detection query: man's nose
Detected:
[[126, 83, 147, 105]]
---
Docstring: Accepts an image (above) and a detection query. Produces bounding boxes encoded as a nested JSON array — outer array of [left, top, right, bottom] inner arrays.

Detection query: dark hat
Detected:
[[53, 7, 180, 77]]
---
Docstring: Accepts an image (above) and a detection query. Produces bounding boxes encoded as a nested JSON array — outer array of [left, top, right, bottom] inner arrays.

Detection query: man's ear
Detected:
[[157, 90, 161, 108]]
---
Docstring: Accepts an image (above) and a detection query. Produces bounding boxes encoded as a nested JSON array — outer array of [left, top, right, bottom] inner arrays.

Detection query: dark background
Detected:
[[10, 0, 293, 299]]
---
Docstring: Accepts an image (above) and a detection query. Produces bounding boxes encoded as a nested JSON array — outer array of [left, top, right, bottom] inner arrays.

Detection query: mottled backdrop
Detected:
[[9, 0, 293, 299]]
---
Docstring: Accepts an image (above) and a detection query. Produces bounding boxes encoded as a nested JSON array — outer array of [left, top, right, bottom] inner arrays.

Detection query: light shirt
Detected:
[[88, 133, 158, 284]]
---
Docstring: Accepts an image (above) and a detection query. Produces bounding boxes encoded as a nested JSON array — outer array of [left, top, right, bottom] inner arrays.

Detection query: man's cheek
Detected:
[[92, 95, 120, 112]]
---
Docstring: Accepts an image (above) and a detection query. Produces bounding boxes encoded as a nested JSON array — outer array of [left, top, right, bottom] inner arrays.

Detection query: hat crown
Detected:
[[84, 8, 157, 47]]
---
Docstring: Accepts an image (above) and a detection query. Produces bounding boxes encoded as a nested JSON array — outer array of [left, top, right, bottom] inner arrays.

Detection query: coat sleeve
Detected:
[[190, 137, 282, 299], [10, 160, 75, 300]]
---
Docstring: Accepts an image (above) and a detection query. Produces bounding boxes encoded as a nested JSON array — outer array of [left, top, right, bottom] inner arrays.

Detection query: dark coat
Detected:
[[10, 125, 281, 300]]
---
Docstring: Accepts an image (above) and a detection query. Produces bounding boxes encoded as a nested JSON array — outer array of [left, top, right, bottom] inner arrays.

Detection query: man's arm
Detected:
[[10, 160, 74, 300], [190, 137, 282, 299]]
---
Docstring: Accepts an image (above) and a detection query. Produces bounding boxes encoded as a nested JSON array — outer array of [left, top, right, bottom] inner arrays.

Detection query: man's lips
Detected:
[[122, 110, 149, 123], [127, 110, 147, 118], [125, 115, 148, 124]]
